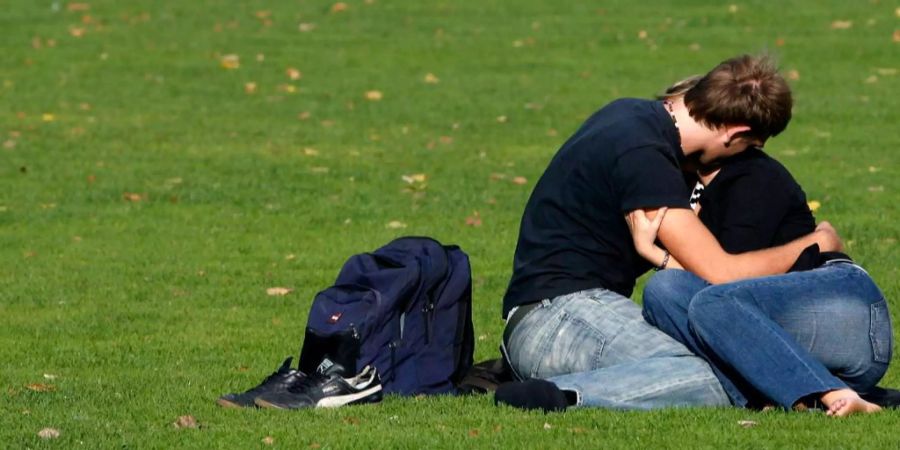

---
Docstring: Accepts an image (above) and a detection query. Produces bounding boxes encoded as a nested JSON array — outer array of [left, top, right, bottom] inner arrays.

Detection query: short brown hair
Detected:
[[684, 54, 792, 141]]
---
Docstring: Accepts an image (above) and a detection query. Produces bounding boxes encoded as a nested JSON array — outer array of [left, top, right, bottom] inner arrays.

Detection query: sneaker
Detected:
[[254, 358, 382, 409], [217, 357, 305, 408]]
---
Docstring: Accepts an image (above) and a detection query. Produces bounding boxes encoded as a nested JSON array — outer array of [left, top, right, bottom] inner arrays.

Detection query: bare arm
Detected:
[[654, 208, 841, 283]]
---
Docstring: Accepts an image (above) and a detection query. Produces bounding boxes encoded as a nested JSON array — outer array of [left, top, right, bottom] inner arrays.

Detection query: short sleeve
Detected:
[[612, 146, 692, 213]]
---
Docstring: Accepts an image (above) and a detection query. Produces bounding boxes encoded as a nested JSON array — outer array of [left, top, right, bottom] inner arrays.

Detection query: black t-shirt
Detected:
[[697, 148, 815, 253], [697, 148, 849, 269], [502, 99, 691, 318]]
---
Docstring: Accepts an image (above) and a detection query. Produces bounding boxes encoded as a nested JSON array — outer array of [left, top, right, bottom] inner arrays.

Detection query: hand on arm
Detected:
[[625, 208, 683, 270]]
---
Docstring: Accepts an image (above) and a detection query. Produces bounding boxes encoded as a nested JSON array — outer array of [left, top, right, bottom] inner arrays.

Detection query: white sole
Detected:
[[316, 384, 382, 408]]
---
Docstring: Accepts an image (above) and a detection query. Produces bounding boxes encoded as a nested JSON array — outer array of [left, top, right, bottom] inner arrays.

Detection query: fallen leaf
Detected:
[[69, 26, 86, 37], [424, 73, 440, 84], [67, 3, 90, 12], [365, 90, 383, 101], [285, 254, 296, 260], [244, 82, 257, 94], [489, 173, 506, 181], [299, 23, 316, 32], [123, 192, 143, 202], [830, 20, 852, 30], [637, 30, 648, 39], [26, 383, 55, 392], [3, 140, 15, 149], [728, 4, 739, 13], [807, 200, 821, 212], [173, 415, 199, 429], [309, 443, 321, 449], [896, 7, 900, 18], [262, 436, 275, 445], [688, 43, 701, 51], [468, 429, 480, 437], [868, 185, 884, 192], [43, 374, 58, 380], [298, 111, 311, 120], [465, 211, 482, 227], [256, 53, 265, 62], [865, 75, 878, 84], [220, 54, 240, 69], [342, 416, 360, 425], [279, 84, 297, 93], [737, 420, 757, 428], [787, 69, 800, 80], [303, 148, 319, 156], [512, 176, 528, 185], [287, 68, 302, 80], [543, 422, 552, 430], [402, 173, 427, 184], [868, 166, 880, 173], [894, 30, 900, 43], [37, 428, 60, 439], [496, 115, 507, 123], [386, 220, 407, 229], [331, 2, 349, 13], [547, 128, 558, 136], [775, 37, 786, 47], [42, 113, 55, 122], [875, 68, 897, 76], [266, 287, 293, 296], [477, 334, 487, 341]]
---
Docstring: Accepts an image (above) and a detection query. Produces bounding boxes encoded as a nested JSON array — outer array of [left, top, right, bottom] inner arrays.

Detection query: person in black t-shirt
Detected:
[[495, 55, 843, 412]]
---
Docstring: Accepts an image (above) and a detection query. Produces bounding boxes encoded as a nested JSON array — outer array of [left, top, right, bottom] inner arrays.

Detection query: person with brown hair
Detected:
[[495, 54, 845, 412]]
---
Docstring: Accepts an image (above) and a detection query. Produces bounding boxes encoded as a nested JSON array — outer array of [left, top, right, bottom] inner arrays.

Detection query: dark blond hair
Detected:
[[684, 55, 792, 141]]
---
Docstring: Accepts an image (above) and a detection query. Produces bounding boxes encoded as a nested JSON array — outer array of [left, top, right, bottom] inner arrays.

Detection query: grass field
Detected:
[[2, 0, 899, 447]]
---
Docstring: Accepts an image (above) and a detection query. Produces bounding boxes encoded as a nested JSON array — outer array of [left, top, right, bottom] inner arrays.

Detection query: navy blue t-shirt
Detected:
[[502, 99, 691, 317]]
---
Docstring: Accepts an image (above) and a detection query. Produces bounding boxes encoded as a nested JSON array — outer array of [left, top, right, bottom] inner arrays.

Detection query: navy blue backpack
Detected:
[[297, 237, 475, 395]]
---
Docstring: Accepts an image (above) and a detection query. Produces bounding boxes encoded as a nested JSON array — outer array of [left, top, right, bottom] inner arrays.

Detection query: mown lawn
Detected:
[[2, 0, 898, 448]]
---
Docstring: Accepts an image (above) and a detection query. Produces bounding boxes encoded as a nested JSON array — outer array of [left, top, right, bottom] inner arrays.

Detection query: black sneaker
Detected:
[[217, 357, 305, 408], [254, 358, 382, 409]]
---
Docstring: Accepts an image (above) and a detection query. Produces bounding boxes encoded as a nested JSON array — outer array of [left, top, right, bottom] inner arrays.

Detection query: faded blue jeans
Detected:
[[643, 263, 892, 409], [503, 288, 730, 409]]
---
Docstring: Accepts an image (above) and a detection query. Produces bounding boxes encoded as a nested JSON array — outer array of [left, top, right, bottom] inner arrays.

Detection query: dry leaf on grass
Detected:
[[220, 54, 240, 69], [386, 221, 407, 229], [266, 287, 293, 296], [738, 420, 757, 428], [287, 68, 302, 80], [512, 176, 528, 185], [365, 90, 383, 101], [807, 200, 821, 212], [331, 2, 348, 13], [26, 383, 55, 392], [830, 20, 852, 30], [424, 73, 439, 84], [37, 428, 60, 439], [465, 211, 482, 227], [173, 415, 199, 429], [262, 436, 275, 445]]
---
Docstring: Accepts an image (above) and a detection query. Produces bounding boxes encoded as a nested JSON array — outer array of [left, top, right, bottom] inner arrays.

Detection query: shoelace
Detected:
[[247, 369, 300, 394]]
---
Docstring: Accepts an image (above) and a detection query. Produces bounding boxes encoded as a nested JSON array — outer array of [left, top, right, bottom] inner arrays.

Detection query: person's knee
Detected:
[[642, 269, 698, 317]]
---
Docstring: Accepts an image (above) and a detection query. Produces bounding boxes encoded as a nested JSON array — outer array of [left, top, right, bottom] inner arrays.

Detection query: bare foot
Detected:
[[821, 390, 881, 417]]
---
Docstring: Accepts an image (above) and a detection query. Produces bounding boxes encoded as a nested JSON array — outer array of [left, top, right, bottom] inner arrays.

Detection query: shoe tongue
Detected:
[[315, 358, 346, 377]]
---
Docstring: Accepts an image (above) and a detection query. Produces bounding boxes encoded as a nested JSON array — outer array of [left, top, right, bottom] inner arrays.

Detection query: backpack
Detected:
[[297, 236, 475, 396]]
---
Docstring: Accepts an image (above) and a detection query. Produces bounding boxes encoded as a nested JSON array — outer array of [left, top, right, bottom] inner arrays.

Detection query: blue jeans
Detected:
[[503, 288, 730, 409], [643, 263, 892, 409]]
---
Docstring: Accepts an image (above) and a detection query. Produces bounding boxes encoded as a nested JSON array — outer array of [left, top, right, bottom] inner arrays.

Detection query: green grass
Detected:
[[2, 0, 899, 447]]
